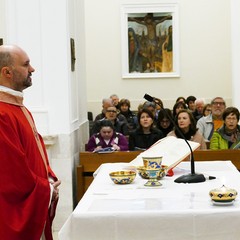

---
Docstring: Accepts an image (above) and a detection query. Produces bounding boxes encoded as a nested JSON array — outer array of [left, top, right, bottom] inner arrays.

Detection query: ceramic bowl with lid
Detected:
[[209, 185, 238, 203]]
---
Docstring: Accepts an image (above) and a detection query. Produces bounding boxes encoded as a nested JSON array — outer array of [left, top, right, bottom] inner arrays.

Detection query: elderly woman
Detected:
[[128, 108, 164, 151], [167, 109, 206, 149], [87, 119, 129, 152], [210, 107, 240, 149]]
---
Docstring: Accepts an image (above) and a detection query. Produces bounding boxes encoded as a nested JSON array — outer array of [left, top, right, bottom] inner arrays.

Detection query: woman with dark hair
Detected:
[[210, 107, 240, 149], [156, 108, 174, 137], [86, 119, 129, 152], [172, 101, 187, 119], [167, 109, 206, 149], [128, 108, 164, 151], [186, 95, 196, 112], [176, 96, 186, 104], [119, 98, 138, 133]]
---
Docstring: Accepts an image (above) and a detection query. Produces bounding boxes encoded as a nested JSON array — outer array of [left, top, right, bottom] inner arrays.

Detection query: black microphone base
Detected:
[[174, 173, 206, 183]]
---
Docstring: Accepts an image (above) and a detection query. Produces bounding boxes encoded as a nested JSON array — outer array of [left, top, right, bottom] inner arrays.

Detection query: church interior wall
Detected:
[[0, 0, 239, 233], [231, 0, 240, 108], [85, 0, 232, 118], [1, 0, 89, 231]]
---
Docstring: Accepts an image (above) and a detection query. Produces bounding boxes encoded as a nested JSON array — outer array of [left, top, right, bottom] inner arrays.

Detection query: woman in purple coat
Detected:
[[87, 119, 129, 152]]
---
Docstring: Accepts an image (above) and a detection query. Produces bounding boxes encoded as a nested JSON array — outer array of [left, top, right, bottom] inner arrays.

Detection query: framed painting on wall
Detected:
[[121, 1, 179, 78]]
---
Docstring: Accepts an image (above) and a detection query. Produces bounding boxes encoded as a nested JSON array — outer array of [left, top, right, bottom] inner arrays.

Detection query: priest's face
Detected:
[[10, 47, 35, 92]]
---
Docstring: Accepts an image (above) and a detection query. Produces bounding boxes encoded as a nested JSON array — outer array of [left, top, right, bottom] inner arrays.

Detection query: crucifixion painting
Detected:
[[128, 12, 173, 74]]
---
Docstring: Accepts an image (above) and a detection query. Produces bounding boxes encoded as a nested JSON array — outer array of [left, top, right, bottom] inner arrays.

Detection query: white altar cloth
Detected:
[[59, 161, 240, 240]]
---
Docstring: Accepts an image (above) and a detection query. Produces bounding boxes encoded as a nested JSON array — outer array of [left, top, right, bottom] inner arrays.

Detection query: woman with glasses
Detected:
[[156, 108, 174, 137], [210, 107, 240, 149]]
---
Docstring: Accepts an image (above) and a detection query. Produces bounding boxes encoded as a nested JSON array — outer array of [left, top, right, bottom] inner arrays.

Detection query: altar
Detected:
[[59, 161, 240, 240]]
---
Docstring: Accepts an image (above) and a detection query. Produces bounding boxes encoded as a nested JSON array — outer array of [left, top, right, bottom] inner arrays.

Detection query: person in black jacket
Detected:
[[119, 98, 138, 133], [156, 108, 174, 137], [129, 108, 164, 150]]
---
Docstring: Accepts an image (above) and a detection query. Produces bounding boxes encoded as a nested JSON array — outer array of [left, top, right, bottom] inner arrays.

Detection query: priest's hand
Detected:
[[51, 180, 61, 202]]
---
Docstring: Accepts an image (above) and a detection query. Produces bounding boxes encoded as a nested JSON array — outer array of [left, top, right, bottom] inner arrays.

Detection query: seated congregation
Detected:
[[86, 94, 240, 152]]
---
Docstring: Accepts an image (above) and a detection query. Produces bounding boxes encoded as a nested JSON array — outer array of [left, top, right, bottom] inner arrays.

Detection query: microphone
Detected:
[[143, 94, 206, 183]]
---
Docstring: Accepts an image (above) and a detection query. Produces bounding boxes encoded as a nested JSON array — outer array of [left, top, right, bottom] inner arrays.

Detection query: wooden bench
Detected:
[[76, 150, 240, 202]]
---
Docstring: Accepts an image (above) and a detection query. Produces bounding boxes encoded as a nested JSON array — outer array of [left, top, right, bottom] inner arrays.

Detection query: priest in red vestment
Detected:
[[0, 45, 61, 240]]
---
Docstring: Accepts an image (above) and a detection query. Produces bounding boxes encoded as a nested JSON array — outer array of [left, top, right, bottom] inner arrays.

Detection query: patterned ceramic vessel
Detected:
[[209, 185, 238, 203], [109, 171, 136, 184], [142, 156, 163, 170], [137, 165, 167, 180]]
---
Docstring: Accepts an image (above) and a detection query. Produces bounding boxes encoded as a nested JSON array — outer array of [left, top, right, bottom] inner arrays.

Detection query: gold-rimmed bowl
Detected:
[[137, 165, 167, 180], [109, 170, 136, 184], [209, 185, 238, 203]]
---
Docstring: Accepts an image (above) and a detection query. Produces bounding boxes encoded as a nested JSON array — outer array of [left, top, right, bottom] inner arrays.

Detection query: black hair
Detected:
[[186, 96, 196, 105], [99, 119, 114, 130], [137, 108, 154, 125], [172, 101, 187, 118]]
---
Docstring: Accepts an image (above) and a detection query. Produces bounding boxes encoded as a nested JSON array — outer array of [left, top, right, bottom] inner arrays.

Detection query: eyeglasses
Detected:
[[161, 120, 170, 123], [212, 102, 225, 106], [106, 110, 117, 113], [205, 109, 211, 112]]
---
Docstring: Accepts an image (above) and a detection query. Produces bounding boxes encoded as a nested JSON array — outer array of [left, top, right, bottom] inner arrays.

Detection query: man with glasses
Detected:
[[94, 98, 126, 122], [90, 106, 128, 136], [197, 97, 226, 141]]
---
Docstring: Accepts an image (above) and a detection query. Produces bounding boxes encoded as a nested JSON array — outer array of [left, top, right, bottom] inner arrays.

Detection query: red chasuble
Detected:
[[0, 92, 58, 240]]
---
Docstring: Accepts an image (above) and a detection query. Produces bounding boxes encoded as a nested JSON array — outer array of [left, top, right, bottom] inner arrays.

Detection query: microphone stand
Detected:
[[143, 94, 205, 183]]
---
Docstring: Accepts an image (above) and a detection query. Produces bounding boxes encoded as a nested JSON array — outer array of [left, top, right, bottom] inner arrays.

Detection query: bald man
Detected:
[[0, 45, 60, 240]]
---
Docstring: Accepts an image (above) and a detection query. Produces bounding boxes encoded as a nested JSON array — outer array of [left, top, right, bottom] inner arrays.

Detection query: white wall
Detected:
[[85, 0, 232, 118], [2, 0, 89, 231], [231, 0, 240, 109], [0, 0, 5, 40], [1, 0, 239, 233]]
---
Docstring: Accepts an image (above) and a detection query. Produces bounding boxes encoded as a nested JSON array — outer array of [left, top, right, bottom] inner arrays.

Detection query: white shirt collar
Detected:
[[0, 85, 23, 97]]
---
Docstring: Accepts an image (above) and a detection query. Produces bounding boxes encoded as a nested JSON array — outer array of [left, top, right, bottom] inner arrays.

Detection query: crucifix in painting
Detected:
[[128, 13, 173, 74]]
